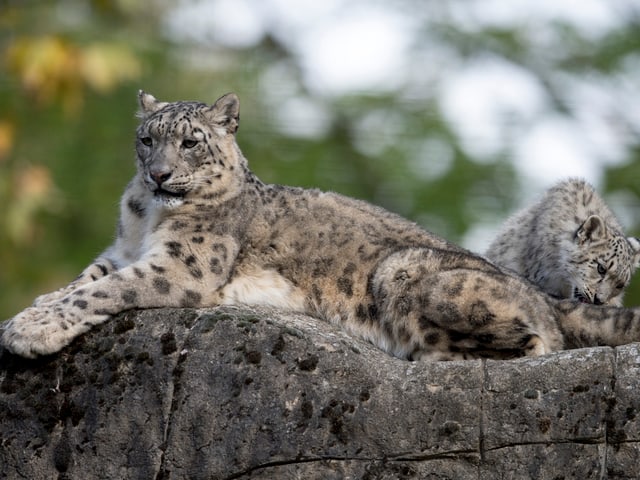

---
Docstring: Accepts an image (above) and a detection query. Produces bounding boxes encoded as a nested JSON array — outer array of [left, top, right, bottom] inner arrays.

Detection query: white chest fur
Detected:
[[219, 266, 306, 312]]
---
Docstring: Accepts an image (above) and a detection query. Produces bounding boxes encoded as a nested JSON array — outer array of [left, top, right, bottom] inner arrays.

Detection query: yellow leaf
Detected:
[[6, 36, 81, 108], [5, 36, 140, 114], [0, 121, 14, 161], [80, 43, 141, 93], [17, 165, 53, 198], [6, 165, 62, 244]]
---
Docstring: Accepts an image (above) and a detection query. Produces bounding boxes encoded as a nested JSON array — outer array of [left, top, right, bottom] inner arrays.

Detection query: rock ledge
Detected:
[[1, 306, 640, 479]]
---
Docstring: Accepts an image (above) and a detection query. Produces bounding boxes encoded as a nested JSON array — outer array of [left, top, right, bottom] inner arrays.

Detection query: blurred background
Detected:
[[1, 0, 640, 316]]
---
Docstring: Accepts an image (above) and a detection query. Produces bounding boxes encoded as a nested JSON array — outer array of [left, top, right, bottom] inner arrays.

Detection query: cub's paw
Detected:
[[1, 306, 93, 358]]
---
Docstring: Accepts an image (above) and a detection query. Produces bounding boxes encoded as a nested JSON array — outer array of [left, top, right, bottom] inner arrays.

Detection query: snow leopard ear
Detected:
[[627, 237, 640, 269], [576, 215, 606, 244], [205, 93, 240, 135], [137, 90, 168, 119]]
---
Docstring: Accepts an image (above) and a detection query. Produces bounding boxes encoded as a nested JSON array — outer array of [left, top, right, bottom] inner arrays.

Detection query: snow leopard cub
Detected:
[[485, 178, 640, 306]]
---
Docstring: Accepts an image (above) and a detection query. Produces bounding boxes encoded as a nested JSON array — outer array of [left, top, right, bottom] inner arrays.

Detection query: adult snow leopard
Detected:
[[4, 92, 640, 361], [486, 179, 640, 306]]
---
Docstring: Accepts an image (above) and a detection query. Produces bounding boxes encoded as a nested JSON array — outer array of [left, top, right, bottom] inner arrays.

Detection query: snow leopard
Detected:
[[485, 178, 640, 306], [4, 92, 640, 361]]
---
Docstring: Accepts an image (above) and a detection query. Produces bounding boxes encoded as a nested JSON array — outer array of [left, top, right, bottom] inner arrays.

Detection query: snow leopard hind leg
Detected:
[[370, 247, 566, 361]]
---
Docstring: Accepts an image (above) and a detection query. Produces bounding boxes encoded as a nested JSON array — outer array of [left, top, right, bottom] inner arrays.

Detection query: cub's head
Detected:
[[135, 91, 245, 208], [570, 215, 640, 306]]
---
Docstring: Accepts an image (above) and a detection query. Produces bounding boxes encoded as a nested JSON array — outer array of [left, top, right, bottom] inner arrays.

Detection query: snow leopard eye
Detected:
[[182, 139, 198, 149], [597, 263, 607, 276], [140, 137, 153, 147]]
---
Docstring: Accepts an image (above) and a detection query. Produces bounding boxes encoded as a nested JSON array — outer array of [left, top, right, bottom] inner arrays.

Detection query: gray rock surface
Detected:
[[1, 306, 639, 479]]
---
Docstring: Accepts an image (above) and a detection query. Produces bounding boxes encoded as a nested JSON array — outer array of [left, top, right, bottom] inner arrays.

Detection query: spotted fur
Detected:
[[486, 179, 640, 306], [5, 93, 640, 360]]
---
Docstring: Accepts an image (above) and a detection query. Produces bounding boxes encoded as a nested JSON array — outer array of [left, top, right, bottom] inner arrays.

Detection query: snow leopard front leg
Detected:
[[32, 180, 150, 307], [2, 236, 240, 358], [31, 258, 119, 307]]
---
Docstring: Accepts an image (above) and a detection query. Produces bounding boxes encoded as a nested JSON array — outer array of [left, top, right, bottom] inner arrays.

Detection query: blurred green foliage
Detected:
[[1, 0, 639, 317]]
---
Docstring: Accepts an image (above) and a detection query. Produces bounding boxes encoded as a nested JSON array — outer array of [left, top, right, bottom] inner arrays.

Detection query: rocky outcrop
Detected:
[[1, 306, 640, 479]]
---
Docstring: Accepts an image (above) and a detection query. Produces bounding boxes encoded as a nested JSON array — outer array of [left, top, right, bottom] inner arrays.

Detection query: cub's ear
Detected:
[[576, 215, 606, 244], [137, 90, 168, 119], [205, 93, 240, 134], [627, 237, 640, 269]]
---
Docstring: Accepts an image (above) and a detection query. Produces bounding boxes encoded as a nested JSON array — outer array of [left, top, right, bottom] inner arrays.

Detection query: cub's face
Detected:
[[570, 233, 640, 306], [134, 91, 241, 208]]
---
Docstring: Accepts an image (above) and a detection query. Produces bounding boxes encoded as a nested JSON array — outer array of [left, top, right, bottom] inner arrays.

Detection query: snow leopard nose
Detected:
[[149, 168, 172, 187], [593, 296, 604, 306]]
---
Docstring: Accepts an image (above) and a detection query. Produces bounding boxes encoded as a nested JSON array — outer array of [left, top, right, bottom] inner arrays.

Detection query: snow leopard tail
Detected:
[[555, 299, 640, 349]]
